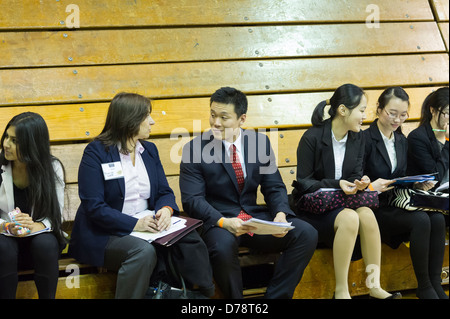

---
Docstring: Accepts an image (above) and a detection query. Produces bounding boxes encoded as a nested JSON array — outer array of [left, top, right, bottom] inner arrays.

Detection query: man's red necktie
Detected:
[[230, 144, 253, 236]]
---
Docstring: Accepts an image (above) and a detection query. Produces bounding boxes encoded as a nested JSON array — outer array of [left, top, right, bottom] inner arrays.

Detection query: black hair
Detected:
[[419, 87, 449, 127], [377, 86, 410, 134], [0, 112, 66, 243], [96, 92, 152, 154], [210, 87, 248, 118], [311, 83, 366, 126]]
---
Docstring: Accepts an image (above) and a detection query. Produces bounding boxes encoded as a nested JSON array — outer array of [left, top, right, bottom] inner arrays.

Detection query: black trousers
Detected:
[[104, 230, 215, 298], [0, 233, 60, 299], [201, 216, 318, 299]]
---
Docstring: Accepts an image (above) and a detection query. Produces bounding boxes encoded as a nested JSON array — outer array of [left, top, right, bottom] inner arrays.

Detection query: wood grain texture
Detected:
[[0, 87, 434, 142], [1, 22, 445, 68], [1, 54, 447, 107], [0, 0, 434, 30]]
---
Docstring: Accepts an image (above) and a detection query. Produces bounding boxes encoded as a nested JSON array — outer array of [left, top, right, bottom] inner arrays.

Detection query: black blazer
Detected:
[[292, 119, 364, 201], [363, 120, 408, 181], [407, 122, 449, 184], [179, 129, 294, 231]]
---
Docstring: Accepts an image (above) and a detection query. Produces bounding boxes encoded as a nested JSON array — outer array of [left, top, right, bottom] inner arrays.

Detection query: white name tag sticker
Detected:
[[101, 161, 124, 180]]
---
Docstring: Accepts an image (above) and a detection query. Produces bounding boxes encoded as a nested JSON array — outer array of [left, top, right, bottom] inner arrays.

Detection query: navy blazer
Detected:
[[69, 139, 178, 267], [292, 119, 365, 201], [407, 122, 449, 184], [179, 129, 294, 231], [363, 120, 408, 181]]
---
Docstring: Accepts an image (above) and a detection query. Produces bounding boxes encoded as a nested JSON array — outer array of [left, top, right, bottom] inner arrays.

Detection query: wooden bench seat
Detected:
[[1, 23, 445, 69], [1, 54, 448, 107], [16, 242, 449, 299], [0, 87, 437, 142], [0, 0, 435, 30], [17, 256, 117, 299]]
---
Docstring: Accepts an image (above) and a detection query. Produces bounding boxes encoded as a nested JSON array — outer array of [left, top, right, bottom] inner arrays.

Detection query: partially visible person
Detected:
[[0, 112, 66, 299], [407, 87, 449, 188], [364, 87, 447, 299]]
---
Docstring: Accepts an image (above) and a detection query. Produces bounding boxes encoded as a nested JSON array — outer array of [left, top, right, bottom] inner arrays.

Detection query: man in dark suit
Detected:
[[179, 87, 317, 299]]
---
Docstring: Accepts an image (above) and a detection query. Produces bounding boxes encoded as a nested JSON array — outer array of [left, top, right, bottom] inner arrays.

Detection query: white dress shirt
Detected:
[[119, 141, 151, 216], [222, 129, 247, 179], [331, 129, 348, 180], [381, 132, 397, 173]]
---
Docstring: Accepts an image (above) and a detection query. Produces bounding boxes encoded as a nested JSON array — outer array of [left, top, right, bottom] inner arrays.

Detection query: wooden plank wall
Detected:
[[0, 0, 449, 222]]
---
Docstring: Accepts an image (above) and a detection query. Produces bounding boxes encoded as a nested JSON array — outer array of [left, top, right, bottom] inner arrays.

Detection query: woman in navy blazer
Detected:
[[363, 87, 447, 299], [69, 93, 213, 299]]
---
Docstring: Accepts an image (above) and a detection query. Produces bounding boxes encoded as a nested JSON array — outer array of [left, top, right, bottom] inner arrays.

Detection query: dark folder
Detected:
[[153, 216, 203, 247]]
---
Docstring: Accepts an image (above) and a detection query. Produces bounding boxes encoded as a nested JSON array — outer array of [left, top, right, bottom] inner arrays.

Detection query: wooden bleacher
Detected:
[[0, 0, 448, 298]]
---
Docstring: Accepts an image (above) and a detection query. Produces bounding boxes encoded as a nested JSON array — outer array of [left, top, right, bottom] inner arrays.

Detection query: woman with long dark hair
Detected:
[[363, 87, 447, 299], [292, 84, 400, 299], [69, 92, 214, 299], [407, 87, 449, 186], [0, 112, 66, 299]]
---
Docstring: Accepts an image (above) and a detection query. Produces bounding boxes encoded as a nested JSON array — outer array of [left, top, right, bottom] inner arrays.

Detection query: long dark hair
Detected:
[[419, 87, 449, 126], [377, 86, 410, 134], [311, 83, 366, 126], [0, 112, 66, 243], [96, 92, 152, 154]]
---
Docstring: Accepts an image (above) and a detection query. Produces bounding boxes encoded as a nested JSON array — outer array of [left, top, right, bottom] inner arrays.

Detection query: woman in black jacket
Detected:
[[292, 84, 398, 299], [363, 87, 447, 299], [407, 87, 449, 187]]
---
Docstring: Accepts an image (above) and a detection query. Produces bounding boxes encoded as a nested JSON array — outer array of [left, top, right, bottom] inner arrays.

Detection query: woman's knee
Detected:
[[131, 242, 157, 265], [409, 210, 432, 233], [0, 236, 17, 257], [335, 209, 360, 235], [355, 207, 379, 229]]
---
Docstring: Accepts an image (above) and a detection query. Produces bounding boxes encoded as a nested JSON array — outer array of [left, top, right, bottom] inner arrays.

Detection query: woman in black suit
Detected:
[[363, 87, 447, 299], [407, 87, 449, 187], [292, 84, 398, 299]]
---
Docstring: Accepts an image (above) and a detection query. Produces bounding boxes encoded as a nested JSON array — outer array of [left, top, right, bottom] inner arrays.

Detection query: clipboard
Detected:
[[153, 216, 203, 247]]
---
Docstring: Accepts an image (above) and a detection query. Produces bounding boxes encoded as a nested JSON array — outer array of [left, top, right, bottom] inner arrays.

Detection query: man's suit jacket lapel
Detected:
[[206, 130, 246, 194], [242, 130, 253, 193]]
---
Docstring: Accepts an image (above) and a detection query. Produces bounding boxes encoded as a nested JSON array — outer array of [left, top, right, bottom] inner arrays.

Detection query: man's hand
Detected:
[[220, 218, 256, 237], [272, 212, 289, 238]]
